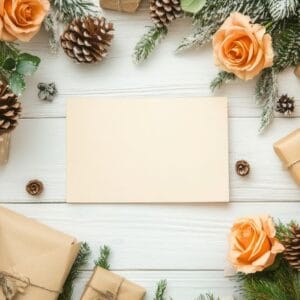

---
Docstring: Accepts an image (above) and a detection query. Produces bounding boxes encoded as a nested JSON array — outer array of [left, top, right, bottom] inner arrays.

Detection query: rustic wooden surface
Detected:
[[0, 3, 299, 299]]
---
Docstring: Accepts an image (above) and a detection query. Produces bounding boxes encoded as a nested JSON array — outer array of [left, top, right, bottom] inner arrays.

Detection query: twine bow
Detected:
[[289, 159, 300, 168], [0, 270, 62, 300], [0, 271, 29, 300], [89, 276, 125, 300]]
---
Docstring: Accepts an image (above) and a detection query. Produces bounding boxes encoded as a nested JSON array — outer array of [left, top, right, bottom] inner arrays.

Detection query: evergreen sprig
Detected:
[[154, 280, 168, 300], [210, 71, 236, 91], [59, 242, 91, 300], [50, 0, 100, 23], [255, 68, 278, 132], [94, 245, 111, 270], [195, 294, 219, 300], [133, 26, 168, 64], [239, 260, 300, 300], [266, 0, 298, 21]]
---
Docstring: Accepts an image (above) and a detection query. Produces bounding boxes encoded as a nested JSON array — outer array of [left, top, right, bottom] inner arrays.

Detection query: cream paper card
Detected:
[[67, 97, 229, 203]]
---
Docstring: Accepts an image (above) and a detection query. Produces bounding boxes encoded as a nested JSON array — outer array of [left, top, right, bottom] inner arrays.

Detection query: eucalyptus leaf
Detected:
[[181, 0, 206, 14], [2, 57, 16, 71], [16, 53, 41, 76], [9, 72, 25, 95]]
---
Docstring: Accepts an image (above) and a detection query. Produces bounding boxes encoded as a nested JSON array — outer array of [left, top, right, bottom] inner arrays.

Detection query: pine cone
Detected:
[[150, 0, 182, 28], [0, 80, 21, 135], [276, 94, 295, 116], [60, 16, 114, 64], [283, 224, 300, 270]]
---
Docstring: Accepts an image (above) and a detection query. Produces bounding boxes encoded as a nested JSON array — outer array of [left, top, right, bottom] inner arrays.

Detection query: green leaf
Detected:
[[2, 57, 16, 71], [16, 53, 40, 76], [9, 72, 25, 95], [181, 0, 206, 14]]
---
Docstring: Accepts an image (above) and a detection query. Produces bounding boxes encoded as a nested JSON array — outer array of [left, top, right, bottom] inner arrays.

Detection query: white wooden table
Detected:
[[0, 3, 299, 299]]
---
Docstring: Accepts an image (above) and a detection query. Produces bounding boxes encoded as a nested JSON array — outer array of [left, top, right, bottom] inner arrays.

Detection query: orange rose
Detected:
[[213, 12, 274, 80], [0, 0, 49, 42], [228, 215, 284, 274]]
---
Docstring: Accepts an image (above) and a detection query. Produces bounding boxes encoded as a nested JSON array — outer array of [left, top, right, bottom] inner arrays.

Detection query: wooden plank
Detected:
[[2, 202, 299, 270], [73, 271, 236, 300], [0, 118, 299, 202]]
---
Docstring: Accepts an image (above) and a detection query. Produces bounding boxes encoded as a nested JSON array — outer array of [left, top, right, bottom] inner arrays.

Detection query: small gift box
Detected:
[[274, 128, 300, 185], [81, 267, 146, 300], [0, 206, 81, 300], [100, 0, 141, 13]]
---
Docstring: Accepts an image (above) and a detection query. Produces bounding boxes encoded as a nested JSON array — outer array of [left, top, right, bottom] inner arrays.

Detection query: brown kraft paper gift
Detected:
[[100, 0, 141, 13], [273, 128, 300, 185], [0, 206, 81, 300], [81, 267, 146, 300]]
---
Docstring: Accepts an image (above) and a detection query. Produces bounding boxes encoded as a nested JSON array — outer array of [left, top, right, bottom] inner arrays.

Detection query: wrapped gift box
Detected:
[[81, 267, 146, 300], [0, 206, 81, 300], [274, 128, 300, 185]]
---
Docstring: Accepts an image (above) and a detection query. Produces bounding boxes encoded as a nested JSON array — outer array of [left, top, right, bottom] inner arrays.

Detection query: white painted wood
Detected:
[[0, 3, 300, 298], [73, 271, 237, 300], [2, 203, 300, 270], [0, 118, 299, 202]]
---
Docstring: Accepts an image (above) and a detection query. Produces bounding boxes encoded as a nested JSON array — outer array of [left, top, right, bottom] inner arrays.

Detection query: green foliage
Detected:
[[0, 42, 40, 95], [50, 0, 100, 23], [195, 293, 219, 300], [181, 0, 206, 14], [59, 242, 91, 300], [266, 0, 299, 20], [94, 245, 111, 270], [239, 260, 300, 300], [272, 16, 300, 72], [178, 0, 269, 51], [255, 68, 278, 133], [276, 220, 298, 240], [210, 71, 236, 92], [154, 280, 168, 300], [133, 26, 168, 64]]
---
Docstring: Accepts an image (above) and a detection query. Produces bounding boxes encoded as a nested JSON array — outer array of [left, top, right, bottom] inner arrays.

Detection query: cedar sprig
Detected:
[[94, 245, 111, 270], [154, 279, 168, 300], [133, 26, 168, 64], [59, 242, 91, 300]]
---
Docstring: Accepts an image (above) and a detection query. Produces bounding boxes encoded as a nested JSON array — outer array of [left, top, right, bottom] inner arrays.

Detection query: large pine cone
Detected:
[[150, 0, 182, 28], [60, 16, 114, 64], [283, 224, 300, 270], [0, 80, 21, 135]]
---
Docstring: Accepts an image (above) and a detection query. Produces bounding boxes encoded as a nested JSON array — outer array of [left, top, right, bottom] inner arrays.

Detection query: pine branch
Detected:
[[43, 13, 60, 53], [94, 245, 111, 270], [176, 24, 216, 53], [210, 71, 236, 91], [50, 0, 100, 23], [240, 260, 300, 300], [256, 68, 278, 133], [59, 242, 91, 300], [266, 0, 299, 21], [154, 280, 168, 300], [133, 26, 168, 64], [273, 16, 300, 72], [195, 293, 220, 300]]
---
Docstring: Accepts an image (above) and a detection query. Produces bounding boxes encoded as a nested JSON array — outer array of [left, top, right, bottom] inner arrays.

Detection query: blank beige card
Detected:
[[67, 97, 229, 203]]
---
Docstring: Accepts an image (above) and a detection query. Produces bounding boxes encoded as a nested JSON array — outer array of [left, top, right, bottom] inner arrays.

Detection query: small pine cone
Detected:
[[60, 16, 114, 64], [0, 80, 21, 135], [235, 160, 250, 176], [26, 179, 44, 196], [150, 0, 182, 28], [283, 224, 300, 271], [276, 94, 295, 116]]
